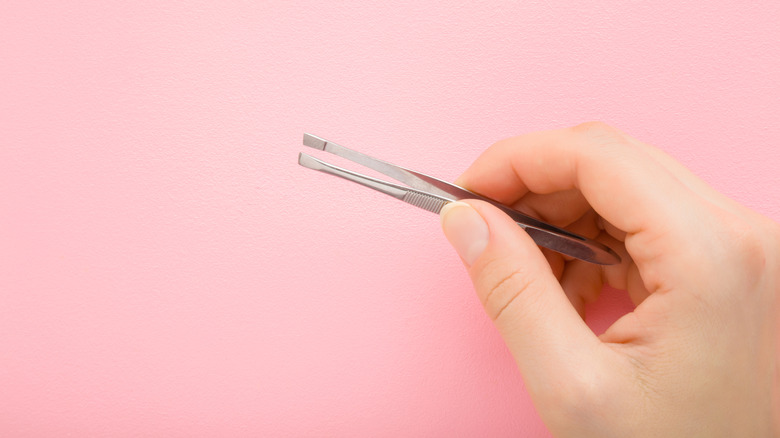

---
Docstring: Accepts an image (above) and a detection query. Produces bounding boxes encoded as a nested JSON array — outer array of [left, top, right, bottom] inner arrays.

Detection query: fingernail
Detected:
[[440, 202, 489, 266]]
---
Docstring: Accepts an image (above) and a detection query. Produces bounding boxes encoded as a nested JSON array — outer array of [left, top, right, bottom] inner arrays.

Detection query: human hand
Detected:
[[440, 122, 780, 437]]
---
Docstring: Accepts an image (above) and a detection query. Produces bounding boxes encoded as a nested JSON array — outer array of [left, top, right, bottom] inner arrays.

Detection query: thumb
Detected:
[[440, 200, 603, 395]]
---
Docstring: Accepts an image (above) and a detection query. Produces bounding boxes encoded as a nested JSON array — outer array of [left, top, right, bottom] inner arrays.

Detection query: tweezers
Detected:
[[298, 134, 620, 265]]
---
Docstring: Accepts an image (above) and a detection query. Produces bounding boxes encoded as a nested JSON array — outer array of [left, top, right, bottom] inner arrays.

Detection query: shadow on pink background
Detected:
[[1, 1, 779, 436]]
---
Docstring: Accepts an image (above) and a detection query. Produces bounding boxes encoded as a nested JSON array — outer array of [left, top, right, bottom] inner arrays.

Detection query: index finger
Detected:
[[456, 122, 702, 237]]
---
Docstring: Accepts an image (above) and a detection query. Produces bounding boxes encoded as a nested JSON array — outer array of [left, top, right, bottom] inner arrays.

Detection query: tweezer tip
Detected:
[[303, 133, 327, 150], [298, 152, 317, 168]]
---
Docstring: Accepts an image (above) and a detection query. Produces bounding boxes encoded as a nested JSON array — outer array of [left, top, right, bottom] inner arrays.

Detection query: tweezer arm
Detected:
[[299, 153, 408, 201], [298, 153, 452, 215], [303, 134, 455, 198]]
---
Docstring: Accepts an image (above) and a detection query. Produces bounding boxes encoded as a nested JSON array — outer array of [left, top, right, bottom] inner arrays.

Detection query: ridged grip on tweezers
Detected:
[[402, 191, 449, 214]]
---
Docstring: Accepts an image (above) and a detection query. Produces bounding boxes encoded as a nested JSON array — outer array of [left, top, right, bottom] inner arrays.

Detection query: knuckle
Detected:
[[770, 220, 780, 256], [729, 221, 766, 276], [570, 121, 625, 145], [711, 212, 767, 283]]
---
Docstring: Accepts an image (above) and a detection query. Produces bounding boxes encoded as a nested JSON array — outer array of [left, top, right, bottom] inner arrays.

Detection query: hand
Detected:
[[440, 122, 780, 437]]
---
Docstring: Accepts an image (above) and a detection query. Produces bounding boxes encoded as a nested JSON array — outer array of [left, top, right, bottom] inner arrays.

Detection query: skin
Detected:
[[439, 122, 780, 437]]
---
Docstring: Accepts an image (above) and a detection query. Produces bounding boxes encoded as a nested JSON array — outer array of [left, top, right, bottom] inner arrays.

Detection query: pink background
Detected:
[[2, 1, 779, 436]]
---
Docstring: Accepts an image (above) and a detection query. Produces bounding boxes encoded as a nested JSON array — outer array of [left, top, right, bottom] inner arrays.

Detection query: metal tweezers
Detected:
[[298, 134, 620, 265]]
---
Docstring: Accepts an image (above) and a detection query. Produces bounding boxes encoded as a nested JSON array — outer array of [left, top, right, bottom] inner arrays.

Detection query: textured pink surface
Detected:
[[1, 1, 779, 436]]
